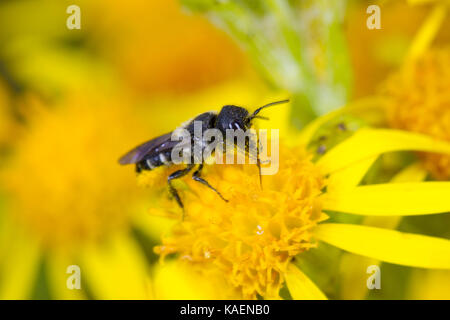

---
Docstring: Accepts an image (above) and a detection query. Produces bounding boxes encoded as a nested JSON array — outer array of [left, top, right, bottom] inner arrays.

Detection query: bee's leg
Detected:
[[192, 164, 228, 202], [256, 132, 263, 189], [167, 164, 195, 214], [135, 163, 142, 173], [243, 132, 263, 189]]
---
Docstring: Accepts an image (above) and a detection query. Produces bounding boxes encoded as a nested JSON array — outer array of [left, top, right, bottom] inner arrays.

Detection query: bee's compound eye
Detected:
[[229, 121, 242, 130]]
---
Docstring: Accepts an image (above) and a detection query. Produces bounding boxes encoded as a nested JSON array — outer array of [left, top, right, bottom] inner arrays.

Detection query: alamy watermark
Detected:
[[366, 5, 381, 30], [366, 265, 381, 290], [169, 121, 279, 176], [66, 5, 81, 30], [66, 265, 81, 290]]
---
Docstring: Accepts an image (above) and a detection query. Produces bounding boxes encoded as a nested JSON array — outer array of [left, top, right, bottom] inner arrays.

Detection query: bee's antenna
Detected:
[[252, 115, 270, 121], [247, 99, 290, 122]]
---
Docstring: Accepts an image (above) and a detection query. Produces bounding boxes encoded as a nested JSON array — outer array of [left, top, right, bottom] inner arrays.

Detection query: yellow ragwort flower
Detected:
[[141, 118, 450, 299], [2, 95, 151, 248], [146, 145, 325, 299], [0, 79, 272, 300], [382, 48, 450, 179], [0, 93, 160, 299]]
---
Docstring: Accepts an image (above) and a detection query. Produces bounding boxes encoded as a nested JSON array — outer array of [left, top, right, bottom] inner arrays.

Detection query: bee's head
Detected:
[[216, 105, 250, 135], [216, 100, 290, 134]]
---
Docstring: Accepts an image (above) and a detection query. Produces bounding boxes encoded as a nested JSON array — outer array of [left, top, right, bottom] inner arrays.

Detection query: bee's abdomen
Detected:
[[136, 150, 173, 173]]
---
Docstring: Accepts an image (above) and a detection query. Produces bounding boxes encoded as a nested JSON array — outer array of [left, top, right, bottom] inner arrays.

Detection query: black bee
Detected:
[[119, 99, 289, 210]]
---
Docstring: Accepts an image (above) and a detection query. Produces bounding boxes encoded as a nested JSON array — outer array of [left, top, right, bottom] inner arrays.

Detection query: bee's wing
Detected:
[[118, 132, 175, 165]]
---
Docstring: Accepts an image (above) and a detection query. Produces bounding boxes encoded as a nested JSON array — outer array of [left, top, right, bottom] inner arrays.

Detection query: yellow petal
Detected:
[[46, 250, 86, 300], [362, 162, 427, 228], [297, 96, 385, 145], [391, 162, 428, 183], [338, 163, 429, 300], [318, 129, 450, 175], [133, 211, 177, 241], [80, 234, 149, 299], [315, 223, 450, 269], [327, 156, 377, 194], [0, 213, 12, 263], [338, 254, 377, 300], [406, 4, 447, 64], [324, 182, 450, 216], [0, 229, 41, 299], [285, 264, 327, 300], [407, 269, 450, 299], [152, 261, 228, 299]]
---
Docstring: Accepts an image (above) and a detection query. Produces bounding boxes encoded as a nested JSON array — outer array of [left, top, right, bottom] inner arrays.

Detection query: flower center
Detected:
[[151, 145, 325, 299], [382, 48, 450, 179]]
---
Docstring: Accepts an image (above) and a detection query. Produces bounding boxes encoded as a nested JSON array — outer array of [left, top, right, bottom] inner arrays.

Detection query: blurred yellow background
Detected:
[[0, 0, 449, 300]]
